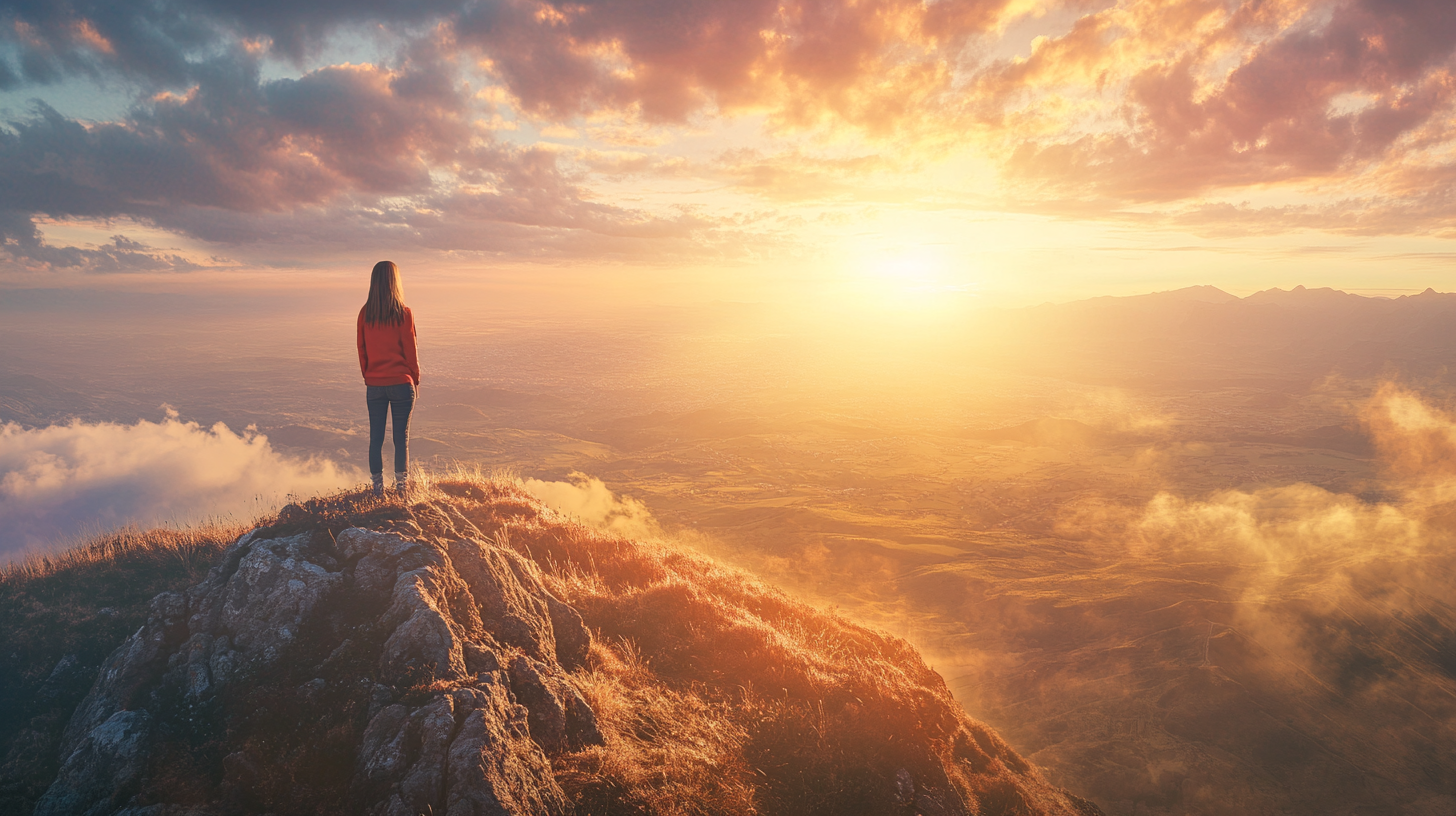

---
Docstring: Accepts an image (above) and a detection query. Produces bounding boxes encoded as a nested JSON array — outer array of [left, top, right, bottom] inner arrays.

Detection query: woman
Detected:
[[357, 260, 420, 497]]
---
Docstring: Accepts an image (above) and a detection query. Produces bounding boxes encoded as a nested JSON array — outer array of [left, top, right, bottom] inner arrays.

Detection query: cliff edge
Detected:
[[11, 477, 1104, 816]]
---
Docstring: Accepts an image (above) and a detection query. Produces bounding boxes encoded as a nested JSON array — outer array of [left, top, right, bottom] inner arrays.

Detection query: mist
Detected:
[[5, 282, 1456, 813], [521, 472, 661, 539]]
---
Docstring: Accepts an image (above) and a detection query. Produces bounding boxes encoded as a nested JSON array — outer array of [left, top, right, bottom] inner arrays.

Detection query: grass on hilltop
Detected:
[[0, 468, 1094, 816]]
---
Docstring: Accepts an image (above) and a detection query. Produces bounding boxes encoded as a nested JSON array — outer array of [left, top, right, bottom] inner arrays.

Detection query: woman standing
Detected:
[[357, 260, 420, 497]]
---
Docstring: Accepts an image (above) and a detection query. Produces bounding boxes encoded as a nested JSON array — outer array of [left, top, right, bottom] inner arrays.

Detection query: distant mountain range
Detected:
[[970, 285, 1456, 386]]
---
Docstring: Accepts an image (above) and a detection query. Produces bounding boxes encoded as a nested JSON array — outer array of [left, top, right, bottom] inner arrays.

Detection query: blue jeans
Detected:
[[367, 383, 415, 475]]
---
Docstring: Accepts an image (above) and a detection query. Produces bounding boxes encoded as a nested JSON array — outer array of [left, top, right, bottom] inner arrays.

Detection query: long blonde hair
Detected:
[[364, 260, 406, 326]]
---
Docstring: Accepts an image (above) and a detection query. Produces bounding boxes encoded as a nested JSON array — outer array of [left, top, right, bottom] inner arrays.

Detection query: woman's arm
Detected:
[[403, 308, 420, 386], [357, 310, 369, 377]]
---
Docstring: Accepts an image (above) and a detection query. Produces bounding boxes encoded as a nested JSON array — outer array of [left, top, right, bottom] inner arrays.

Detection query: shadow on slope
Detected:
[[0, 524, 245, 810]]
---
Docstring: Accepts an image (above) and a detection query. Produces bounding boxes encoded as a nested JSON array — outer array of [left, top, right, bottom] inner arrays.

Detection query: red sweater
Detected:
[[357, 306, 420, 386]]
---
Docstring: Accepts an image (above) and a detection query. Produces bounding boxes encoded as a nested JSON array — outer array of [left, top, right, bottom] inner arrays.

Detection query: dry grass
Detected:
[[0, 521, 248, 584]]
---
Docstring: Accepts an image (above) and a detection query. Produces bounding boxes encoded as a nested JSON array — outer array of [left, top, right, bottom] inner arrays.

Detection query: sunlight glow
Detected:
[[852, 246, 968, 301]]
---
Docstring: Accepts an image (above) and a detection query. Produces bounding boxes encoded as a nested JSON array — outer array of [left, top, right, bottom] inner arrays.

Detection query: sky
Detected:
[[1, 0, 1455, 304]]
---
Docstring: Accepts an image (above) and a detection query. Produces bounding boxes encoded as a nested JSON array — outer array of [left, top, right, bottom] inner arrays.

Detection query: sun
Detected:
[[872, 254, 942, 288], [855, 246, 969, 303]]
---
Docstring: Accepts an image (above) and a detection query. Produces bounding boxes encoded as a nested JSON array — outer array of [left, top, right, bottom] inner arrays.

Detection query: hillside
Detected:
[[0, 476, 1104, 816]]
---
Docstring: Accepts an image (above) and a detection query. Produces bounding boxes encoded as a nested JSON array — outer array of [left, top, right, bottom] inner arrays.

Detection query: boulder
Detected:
[[507, 655, 603, 754], [35, 711, 151, 816], [39, 512, 599, 816]]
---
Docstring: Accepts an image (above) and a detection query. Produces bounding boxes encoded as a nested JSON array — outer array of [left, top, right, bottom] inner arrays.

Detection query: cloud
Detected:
[[0, 412, 362, 560], [1362, 382, 1456, 503], [0, 223, 205, 273], [0, 34, 752, 268], [0, 0, 461, 87], [1060, 384, 1456, 564], [889, 383, 1456, 809], [994, 0, 1456, 206], [0, 46, 470, 216], [454, 0, 1005, 129], [3, 0, 1456, 258], [1048, 382, 1456, 694], [1, 0, 999, 133], [520, 471, 661, 539]]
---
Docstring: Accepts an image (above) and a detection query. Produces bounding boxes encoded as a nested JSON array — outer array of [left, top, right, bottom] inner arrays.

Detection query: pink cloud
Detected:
[[454, 0, 1013, 127], [999, 0, 1456, 204]]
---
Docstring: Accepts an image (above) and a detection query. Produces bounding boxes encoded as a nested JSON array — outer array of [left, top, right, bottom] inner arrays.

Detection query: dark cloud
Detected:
[[149, 167, 734, 262], [0, 43, 475, 253], [0, 0, 1007, 120], [0, 206, 201, 272], [0, 5, 774, 271], [0, 226, 203, 273], [0, 54, 20, 90], [0, 0, 466, 88]]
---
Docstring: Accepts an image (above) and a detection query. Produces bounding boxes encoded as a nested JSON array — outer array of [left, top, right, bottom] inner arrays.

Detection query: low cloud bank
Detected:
[[994, 383, 1456, 810], [520, 472, 660, 539], [1089, 383, 1456, 573], [0, 413, 362, 560]]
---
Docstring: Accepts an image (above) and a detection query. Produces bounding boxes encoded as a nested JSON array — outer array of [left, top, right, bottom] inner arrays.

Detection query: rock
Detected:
[[275, 502, 310, 526], [440, 503, 485, 539], [359, 704, 413, 786], [358, 685, 567, 816], [508, 655, 568, 752], [37, 653, 84, 702], [896, 767, 915, 807], [61, 591, 186, 758], [507, 655, 603, 753], [40, 514, 601, 815], [379, 566, 471, 684], [299, 677, 327, 701], [544, 593, 591, 670], [178, 633, 213, 699], [397, 696, 455, 815], [211, 533, 342, 661], [447, 538, 561, 665], [221, 750, 262, 793], [464, 640, 502, 676], [444, 684, 569, 816], [368, 683, 396, 721], [180, 531, 344, 692], [34, 710, 151, 816], [412, 501, 476, 542]]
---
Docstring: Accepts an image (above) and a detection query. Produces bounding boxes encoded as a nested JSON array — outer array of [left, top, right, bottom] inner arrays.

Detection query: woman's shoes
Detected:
[[371, 472, 411, 499]]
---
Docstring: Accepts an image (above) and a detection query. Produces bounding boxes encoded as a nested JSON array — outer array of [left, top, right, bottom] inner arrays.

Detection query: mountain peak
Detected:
[[1160, 284, 1239, 303], [1243, 284, 1363, 306], [19, 479, 1104, 816]]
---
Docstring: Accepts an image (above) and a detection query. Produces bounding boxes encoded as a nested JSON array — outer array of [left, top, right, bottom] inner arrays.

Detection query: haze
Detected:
[[7, 283, 1456, 814]]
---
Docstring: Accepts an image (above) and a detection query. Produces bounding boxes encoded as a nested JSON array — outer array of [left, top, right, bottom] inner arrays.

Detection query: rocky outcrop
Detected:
[[16, 484, 1109, 816], [35, 503, 601, 816]]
